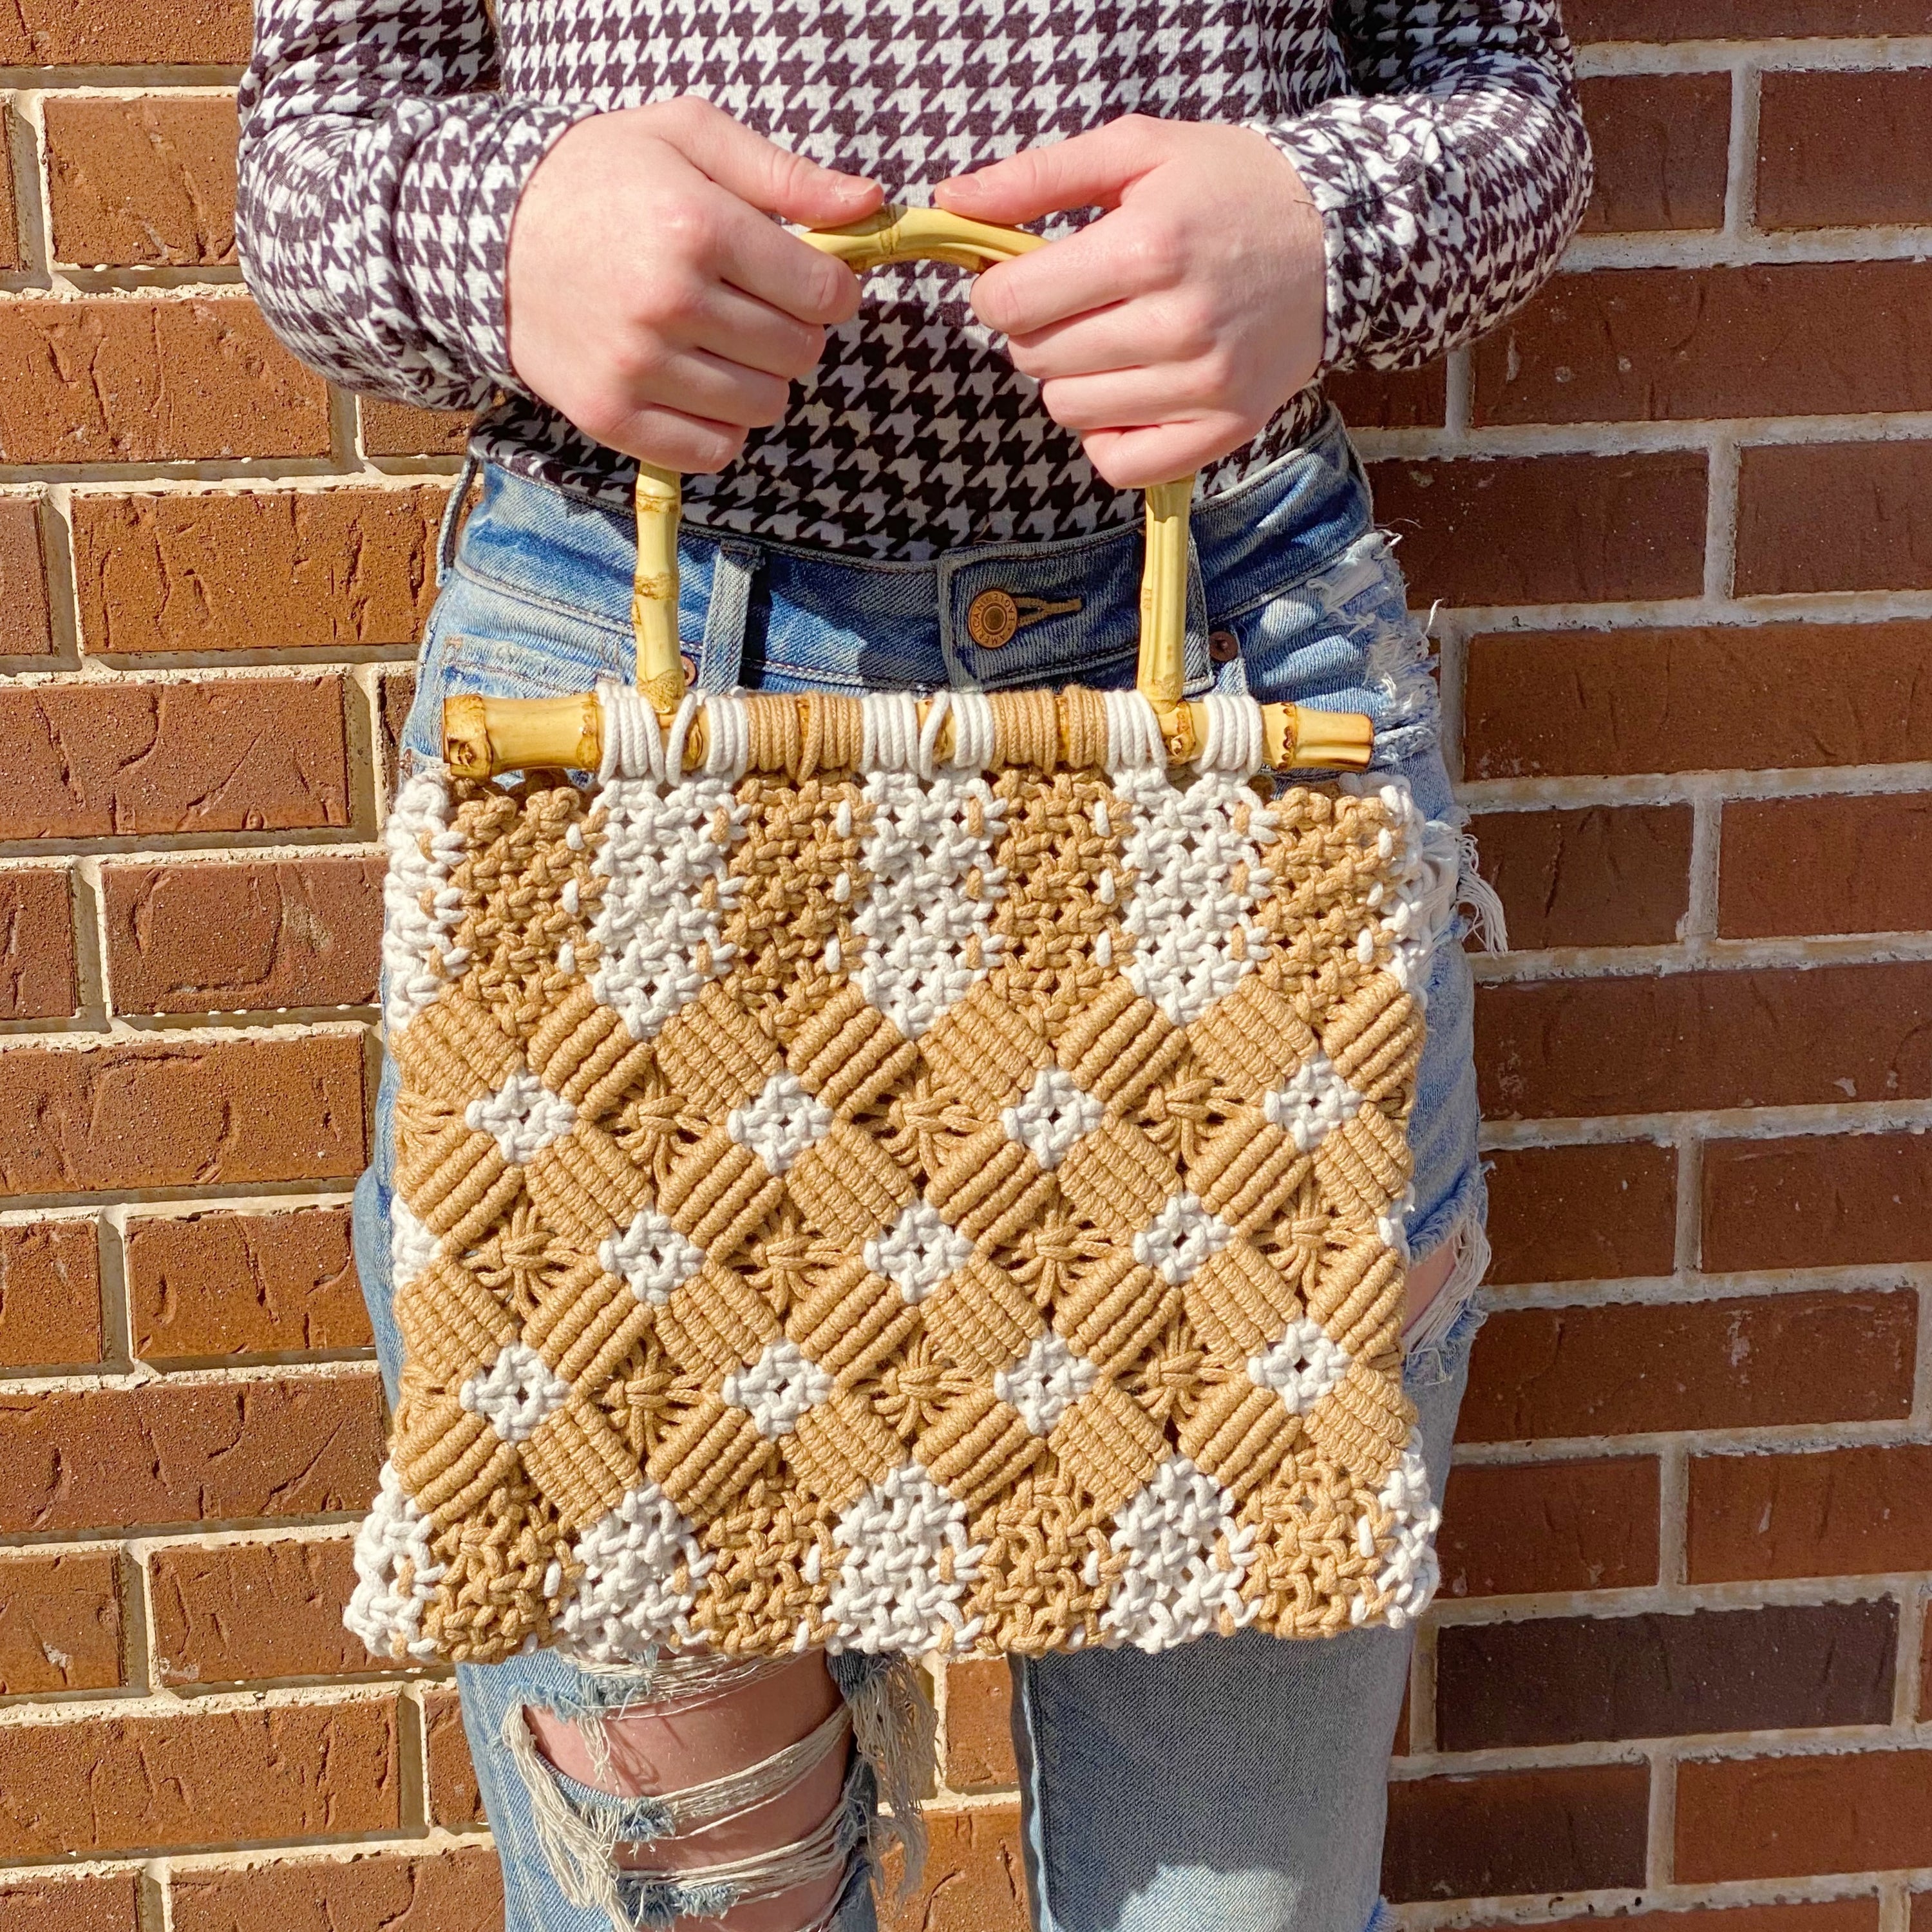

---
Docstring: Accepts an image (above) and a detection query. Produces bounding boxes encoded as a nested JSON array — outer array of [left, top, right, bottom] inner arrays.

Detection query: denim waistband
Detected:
[[447, 406, 1379, 702]]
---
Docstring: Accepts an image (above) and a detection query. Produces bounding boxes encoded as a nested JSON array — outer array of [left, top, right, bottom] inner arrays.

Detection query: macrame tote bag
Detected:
[[350, 207, 1447, 1670]]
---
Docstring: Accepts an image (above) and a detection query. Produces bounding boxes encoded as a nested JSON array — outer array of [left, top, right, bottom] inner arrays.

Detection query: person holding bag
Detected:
[[238, 8, 1590, 1930]]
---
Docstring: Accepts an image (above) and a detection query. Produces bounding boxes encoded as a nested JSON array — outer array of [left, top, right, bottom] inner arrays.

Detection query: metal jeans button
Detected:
[[1209, 628, 1240, 664]]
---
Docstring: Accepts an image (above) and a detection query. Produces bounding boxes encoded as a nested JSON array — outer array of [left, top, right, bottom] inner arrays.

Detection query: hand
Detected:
[[506, 97, 884, 472], [934, 116, 1325, 488]]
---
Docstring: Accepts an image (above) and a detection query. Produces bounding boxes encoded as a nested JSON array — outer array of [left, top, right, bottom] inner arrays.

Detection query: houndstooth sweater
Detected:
[[237, 0, 1592, 558]]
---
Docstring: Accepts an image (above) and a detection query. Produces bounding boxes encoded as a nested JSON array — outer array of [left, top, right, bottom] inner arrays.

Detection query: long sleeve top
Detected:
[[237, 0, 1592, 559]]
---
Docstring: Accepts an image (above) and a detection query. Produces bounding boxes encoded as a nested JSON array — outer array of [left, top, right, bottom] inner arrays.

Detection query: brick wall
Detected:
[[2, 6, 1929, 1929]]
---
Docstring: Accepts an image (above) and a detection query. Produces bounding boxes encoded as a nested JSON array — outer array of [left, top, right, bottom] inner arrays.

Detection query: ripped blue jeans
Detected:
[[352, 404, 1488, 1932]]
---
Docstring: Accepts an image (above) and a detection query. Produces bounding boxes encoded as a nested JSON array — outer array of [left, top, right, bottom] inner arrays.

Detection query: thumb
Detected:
[[934, 117, 1165, 224], [653, 97, 883, 225]]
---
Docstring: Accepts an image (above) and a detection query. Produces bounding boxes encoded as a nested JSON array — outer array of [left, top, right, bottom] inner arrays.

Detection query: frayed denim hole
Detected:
[[1364, 1897, 1403, 1932]]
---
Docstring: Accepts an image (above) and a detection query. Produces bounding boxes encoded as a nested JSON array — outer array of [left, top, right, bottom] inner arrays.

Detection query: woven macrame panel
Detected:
[[352, 699, 1441, 1665]]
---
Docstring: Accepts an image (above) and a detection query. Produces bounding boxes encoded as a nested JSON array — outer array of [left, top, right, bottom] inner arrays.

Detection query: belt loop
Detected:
[[696, 540, 761, 692], [1181, 534, 1214, 697], [435, 453, 480, 587]]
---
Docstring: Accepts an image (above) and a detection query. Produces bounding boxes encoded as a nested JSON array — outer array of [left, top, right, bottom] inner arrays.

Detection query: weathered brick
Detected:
[[1690, 1446, 1932, 1584], [943, 1656, 1018, 1792], [0, 1872, 140, 1932], [149, 1539, 376, 1685], [1720, 793, 1932, 940], [1383, 1764, 1649, 1902], [1367, 453, 1707, 607], [171, 1848, 502, 1932], [1485, 1142, 1678, 1286], [1678, 1750, 1932, 1884], [0, 867, 76, 1021], [0, 677, 350, 841], [424, 1685, 484, 1828], [1567, 0, 1927, 33], [0, 1550, 121, 1694], [0, 1699, 397, 1859], [128, 1206, 369, 1360], [881, 1805, 1027, 1932], [1759, 71, 1932, 232], [0, 1374, 383, 1533], [0, 299, 328, 466], [1471, 805, 1690, 949], [359, 399, 474, 457], [0, 1034, 366, 1196], [1324, 359, 1446, 431], [1438, 1459, 1660, 1598], [0, 111, 21, 274], [0, 0, 253, 64], [1473, 265, 1932, 427], [1437, 1600, 1897, 1751], [1704, 1133, 1932, 1273], [380, 667, 419, 799], [73, 489, 444, 655], [45, 95, 237, 269], [1463, 1904, 1879, 1932], [0, 499, 52, 658], [1737, 444, 1932, 597], [1578, 73, 1730, 233], [1464, 621, 1932, 781], [0, 1220, 101, 1367], [1460, 1293, 1917, 1441], [1478, 963, 1932, 1119], [102, 856, 382, 1014]]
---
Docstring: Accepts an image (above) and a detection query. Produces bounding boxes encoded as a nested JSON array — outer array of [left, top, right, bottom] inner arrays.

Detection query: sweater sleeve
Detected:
[[1258, 0, 1593, 374], [235, 0, 595, 407]]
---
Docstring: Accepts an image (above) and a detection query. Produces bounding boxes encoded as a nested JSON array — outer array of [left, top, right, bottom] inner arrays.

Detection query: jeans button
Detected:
[[1209, 628, 1240, 664], [967, 588, 1019, 649]]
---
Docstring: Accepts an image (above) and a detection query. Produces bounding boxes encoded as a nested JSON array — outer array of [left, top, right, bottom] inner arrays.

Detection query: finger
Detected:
[[574, 399, 748, 474], [1039, 365, 1219, 434], [683, 182, 864, 327], [1082, 419, 1251, 489], [628, 344, 793, 429], [971, 209, 1174, 338], [934, 115, 1165, 224], [1006, 291, 1209, 382], [650, 95, 883, 227], [687, 283, 827, 381]]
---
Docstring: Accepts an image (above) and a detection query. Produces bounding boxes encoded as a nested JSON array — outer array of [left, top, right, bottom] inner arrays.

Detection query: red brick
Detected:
[[0, 0, 253, 64], [1383, 1763, 1649, 1902], [0, 1374, 383, 1533], [1567, 0, 1927, 34], [424, 1685, 484, 1828], [881, 1804, 1027, 1932], [0, 1873, 140, 1932], [1463, 1904, 1879, 1932], [0, 1698, 397, 1858], [1477, 963, 1932, 1120], [1325, 360, 1446, 431], [1471, 805, 1690, 949], [1486, 1142, 1678, 1286], [943, 1656, 1018, 1792], [1479, 265, 1932, 427], [380, 667, 418, 800], [1464, 621, 1932, 781], [45, 95, 237, 269], [127, 1206, 368, 1360], [1367, 452, 1707, 607], [360, 399, 475, 457], [1759, 71, 1932, 232], [0, 299, 328, 466], [1437, 1600, 1897, 1751], [0, 115, 17, 274], [1578, 73, 1730, 234], [171, 1848, 501, 1932], [1461, 1293, 1917, 1442], [0, 1034, 365, 1195], [0, 499, 52, 658], [1738, 444, 1932, 597], [1438, 1459, 1660, 1598], [1704, 1133, 1932, 1273], [1679, 1750, 1932, 1884], [0, 1220, 102, 1367], [1691, 1446, 1932, 1584], [102, 856, 381, 1014], [0, 677, 350, 840], [0, 869, 76, 1021], [73, 489, 445, 655], [0, 1550, 121, 1694], [149, 1539, 378, 1685], [1721, 793, 1932, 939]]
